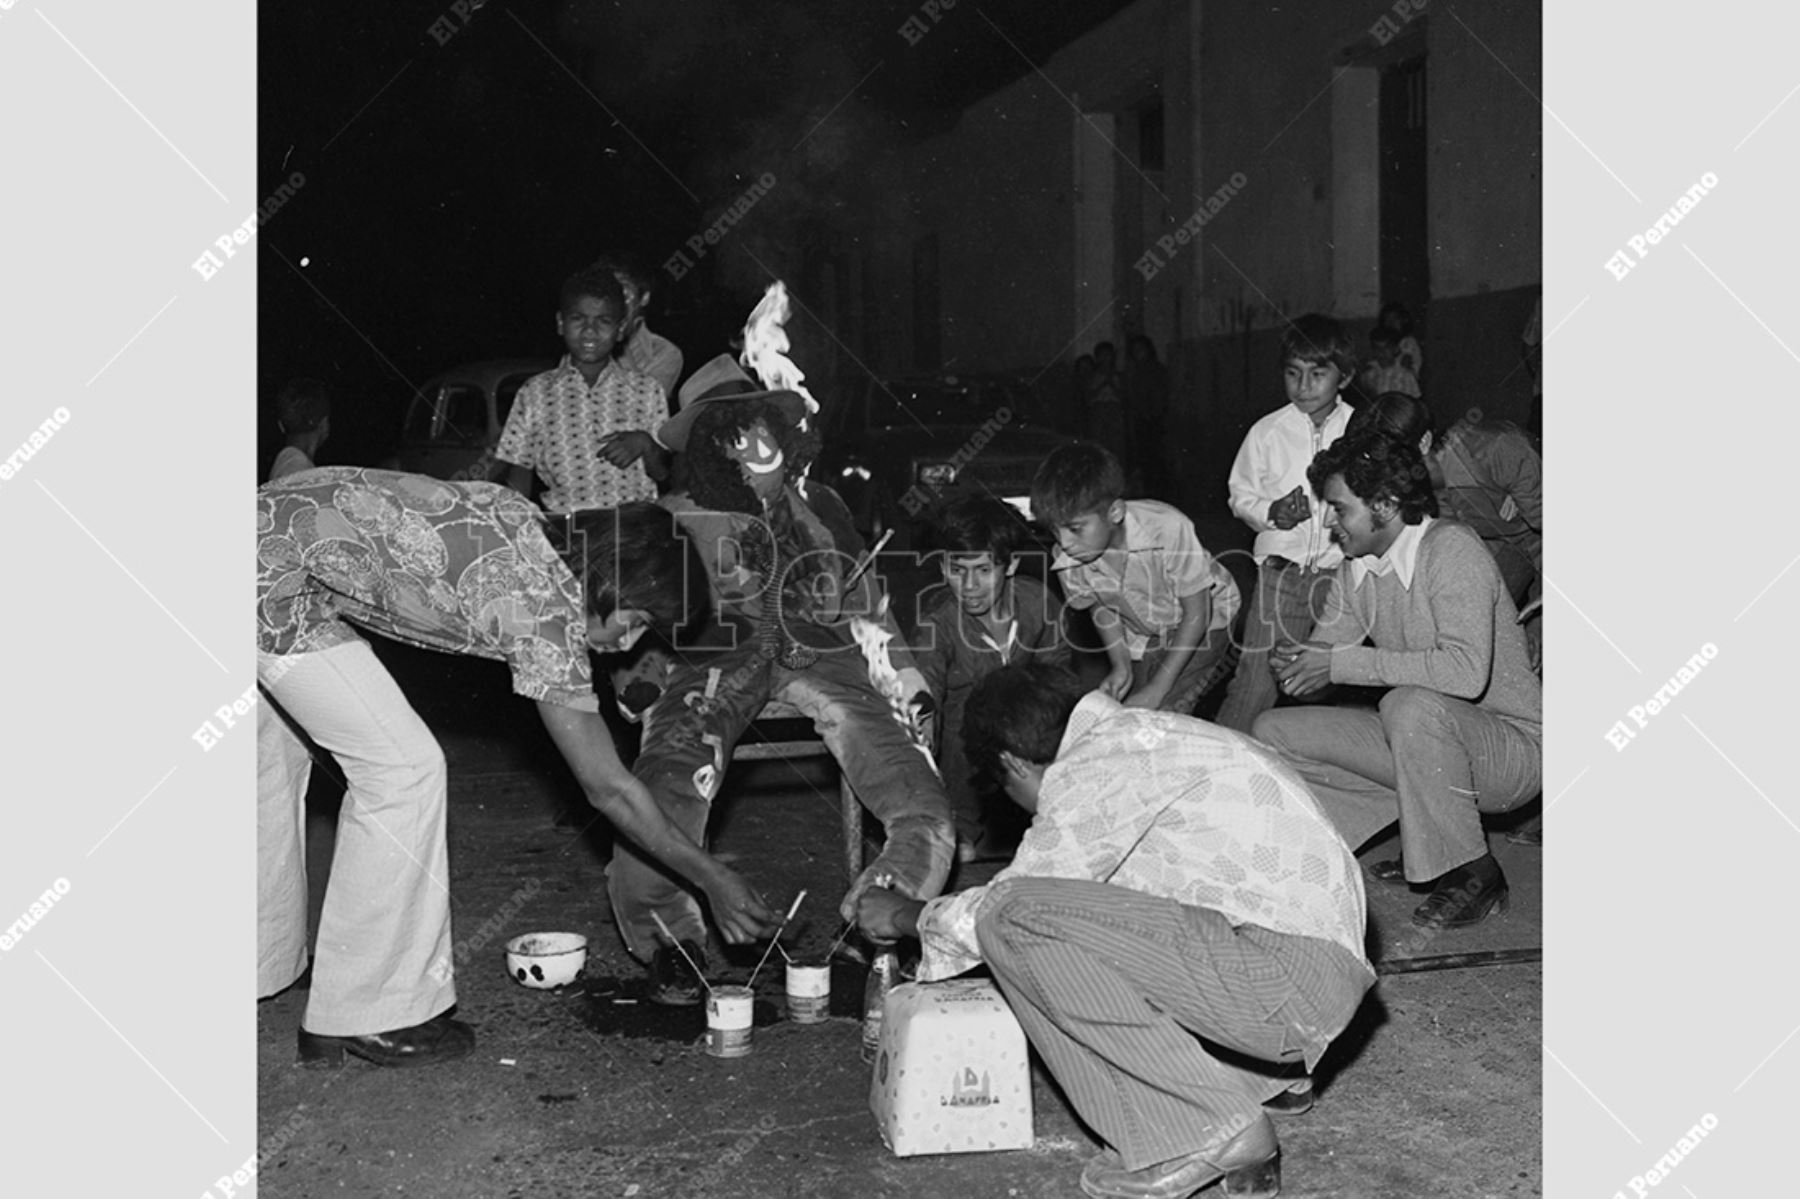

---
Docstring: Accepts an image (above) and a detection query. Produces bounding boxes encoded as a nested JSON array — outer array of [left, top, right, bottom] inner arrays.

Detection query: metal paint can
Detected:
[[785, 962, 831, 1024], [705, 985, 755, 1058]]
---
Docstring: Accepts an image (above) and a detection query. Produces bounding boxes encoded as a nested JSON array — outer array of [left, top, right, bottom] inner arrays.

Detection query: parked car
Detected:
[[817, 373, 1074, 550], [387, 359, 553, 480]]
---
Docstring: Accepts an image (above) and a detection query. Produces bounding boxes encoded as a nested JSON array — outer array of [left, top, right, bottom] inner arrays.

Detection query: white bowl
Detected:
[[505, 931, 588, 989]]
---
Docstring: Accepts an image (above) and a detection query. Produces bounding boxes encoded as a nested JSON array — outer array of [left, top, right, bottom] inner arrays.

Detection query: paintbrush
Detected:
[[745, 890, 807, 990], [650, 911, 712, 997]]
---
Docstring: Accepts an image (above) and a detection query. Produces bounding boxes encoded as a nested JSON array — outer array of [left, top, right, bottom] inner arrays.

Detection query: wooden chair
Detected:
[[731, 701, 868, 882]]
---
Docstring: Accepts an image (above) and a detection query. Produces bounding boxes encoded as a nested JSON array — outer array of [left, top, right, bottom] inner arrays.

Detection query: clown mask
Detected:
[[726, 418, 786, 502]]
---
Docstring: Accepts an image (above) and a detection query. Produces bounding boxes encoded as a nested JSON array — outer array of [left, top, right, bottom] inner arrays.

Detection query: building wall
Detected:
[[1184, 0, 1541, 516], [873, 0, 1173, 380], [858, 0, 1540, 522]]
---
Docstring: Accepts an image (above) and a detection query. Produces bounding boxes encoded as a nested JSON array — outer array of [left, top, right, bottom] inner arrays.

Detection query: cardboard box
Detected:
[[869, 979, 1034, 1156]]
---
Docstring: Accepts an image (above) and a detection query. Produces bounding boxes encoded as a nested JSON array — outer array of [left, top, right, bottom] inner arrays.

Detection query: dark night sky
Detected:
[[258, 0, 1135, 464]]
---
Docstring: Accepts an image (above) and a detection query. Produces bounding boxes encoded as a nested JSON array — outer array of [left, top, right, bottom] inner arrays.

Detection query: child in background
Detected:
[[915, 496, 1068, 862], [1359, 325, 1421, 399], [1032, 441, 1240, 715], [1084, 341, 1130, 465], [269, 378, 331, 481], [590, 251, 684, 405], [1379, 301, 1424, 378], [1215, 313, 1356, 734]]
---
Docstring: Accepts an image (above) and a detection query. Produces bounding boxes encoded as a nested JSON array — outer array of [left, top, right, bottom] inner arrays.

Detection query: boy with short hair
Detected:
[[915, 495, 1068, 860], [491, 266, 668, 512], [1031, 441, 1239, 715], [269, 378, 331, 480], [1215, 314, 1358, 733]]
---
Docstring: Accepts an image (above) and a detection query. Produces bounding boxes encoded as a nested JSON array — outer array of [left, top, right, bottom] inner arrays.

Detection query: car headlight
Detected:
[[839, 464, 872, 481], [917, 463, 957, 487]]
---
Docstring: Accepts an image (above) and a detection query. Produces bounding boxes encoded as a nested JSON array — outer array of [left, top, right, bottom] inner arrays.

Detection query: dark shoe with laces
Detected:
[[1366, 857, 1410, 885], [1079, 1114, 1280, 1199], [1262, 1076, 1313, 1116], [1411, 857, 1509, 930], [647, 939, 709, 1007], [297, 1010, 474, 1068]]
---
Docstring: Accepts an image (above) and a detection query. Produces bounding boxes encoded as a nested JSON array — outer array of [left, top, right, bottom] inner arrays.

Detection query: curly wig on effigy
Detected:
[[676, 397, 827, 588], [678, 398, 823, 516]]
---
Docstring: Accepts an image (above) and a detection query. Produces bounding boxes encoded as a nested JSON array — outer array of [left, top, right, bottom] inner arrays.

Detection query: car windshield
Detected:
[[865, 378, 1032, 429], [403, 389, 438, 442], [496, 373, 535, 426]]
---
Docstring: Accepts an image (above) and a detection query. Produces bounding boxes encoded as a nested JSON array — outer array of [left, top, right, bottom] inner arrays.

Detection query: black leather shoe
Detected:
[[1366, 857, 1410, 885], [1412, 860, 1509, 930], [297, 1011, 474, 1068], [1080, 1114, 1280, 1199], [1262, 1076, 1313, 1116], [648, 939, 708, 1007]]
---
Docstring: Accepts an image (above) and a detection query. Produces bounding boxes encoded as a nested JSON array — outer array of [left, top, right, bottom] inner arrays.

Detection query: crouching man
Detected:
[[1253, 433, 1542, 930], [856, 663, 1374, 1199]]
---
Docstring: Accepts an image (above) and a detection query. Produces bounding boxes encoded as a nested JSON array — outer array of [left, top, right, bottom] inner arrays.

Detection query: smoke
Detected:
[[554, 0, 904, 281]]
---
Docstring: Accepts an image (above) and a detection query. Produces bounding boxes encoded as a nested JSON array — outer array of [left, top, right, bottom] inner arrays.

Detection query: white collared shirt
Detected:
[[1227, 402, 1352, 568], [1348, 517, 1432, 590]]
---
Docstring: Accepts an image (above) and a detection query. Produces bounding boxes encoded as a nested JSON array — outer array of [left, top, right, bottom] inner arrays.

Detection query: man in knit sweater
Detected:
[[1252, 433, 1540, 930]]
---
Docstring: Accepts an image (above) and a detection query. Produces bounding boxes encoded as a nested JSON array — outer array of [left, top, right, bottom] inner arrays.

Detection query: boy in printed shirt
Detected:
[[1032, 441, 1239, 715], [1215, 314, 1357, 733], [491, 266, 668, 513], [914, 495, 1067, 860]]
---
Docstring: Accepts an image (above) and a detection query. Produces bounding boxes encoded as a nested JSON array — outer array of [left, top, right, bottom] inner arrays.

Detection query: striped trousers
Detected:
[[975, 877, 1373, 1170]]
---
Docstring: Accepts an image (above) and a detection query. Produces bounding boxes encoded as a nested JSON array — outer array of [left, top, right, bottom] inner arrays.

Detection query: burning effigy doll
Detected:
[[609, 338, 954, 1007]]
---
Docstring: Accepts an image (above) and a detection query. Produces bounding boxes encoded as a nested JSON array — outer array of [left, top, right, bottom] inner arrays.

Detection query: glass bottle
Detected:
[[861, 944, 900, 1060]]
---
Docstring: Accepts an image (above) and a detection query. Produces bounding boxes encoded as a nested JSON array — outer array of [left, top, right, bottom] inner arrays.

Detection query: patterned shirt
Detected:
[[257, 468, 597, 711], [917, 693, 1371, 980], [1053, 500, 1240, 658], [494, 357, 668, 513]]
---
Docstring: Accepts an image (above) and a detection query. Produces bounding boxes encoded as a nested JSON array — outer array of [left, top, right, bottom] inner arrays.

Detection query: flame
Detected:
[[739, 282, 820, 418], [851, 597, 939, 775]]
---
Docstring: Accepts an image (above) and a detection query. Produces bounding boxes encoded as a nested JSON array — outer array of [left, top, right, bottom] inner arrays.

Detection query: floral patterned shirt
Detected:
[[257, 468, 597, 711], [916, 693, 1370, 981]]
